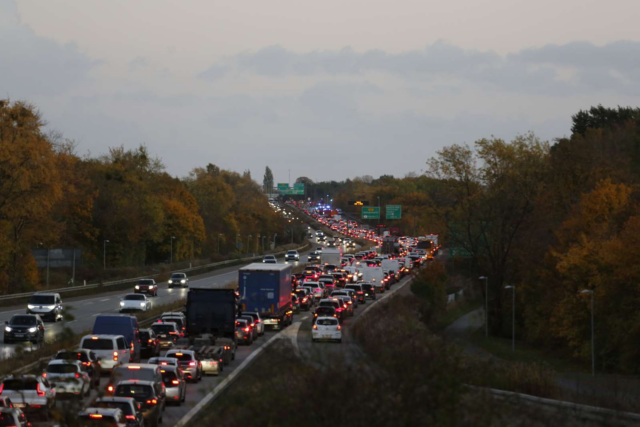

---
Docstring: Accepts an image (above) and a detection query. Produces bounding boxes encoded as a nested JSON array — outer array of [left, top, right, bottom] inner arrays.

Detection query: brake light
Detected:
[[42, 373, 47, 378], [0, 383, 4, 395], [171, 380, 180, 385], [36, 383, 45, 397], [168, 331, 178, 335], [189, 361, 196, 367], [82, 362, 91, 366], [89, 414, 103, 419], [175, 353, 183, 356], [146, 399, 158, 405], [113, 351, 118, 362], [357, 291, 363, 294], [75, 373, 80, 378], [125, 415, 136, 420], [128, 366, 141, 370], [337, 325, 341, 330], [255, 319, 260, 323], [107, 385, 114, 392], [160, 362, 168, 365], [91, 336, 99, 340], [148, 339, 153, 343], [244, 327, 249, 332]]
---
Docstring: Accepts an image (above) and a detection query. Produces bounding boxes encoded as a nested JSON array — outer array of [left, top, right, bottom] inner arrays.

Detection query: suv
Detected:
[[360, 283, 377, 300], [0, 375, 55, 419], [79, 335, 131, 371], [114, 380, 165, 427], [159, 365, 186, 405], [106, 364, 164, 397], [262, 255, 277, 264], [317, 299, 344, 322], [43, 360, 91, 397], [26, 293, 63, 322], [160, 312, 187, 337], [168, 272, 189, 289], [285, 250, 299, 261], [52, 349, 101, 388], [134, 279, 158, 297], [139, 329, 161, 358], [92, 397, 144, 426], [307, 251, 320, 262], [150, 322, 179, 348], [4, 314, 44, 344], [0, 407, 29, 427]]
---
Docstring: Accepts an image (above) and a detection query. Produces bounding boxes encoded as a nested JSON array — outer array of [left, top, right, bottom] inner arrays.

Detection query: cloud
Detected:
[[199, 40, 640, 96], [128, 56, 148, 72], [0, 0, 100, 98]]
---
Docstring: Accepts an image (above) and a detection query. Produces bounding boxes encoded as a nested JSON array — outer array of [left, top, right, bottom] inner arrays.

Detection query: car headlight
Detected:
[[140, 302, 146, 307], [168, 280, 173, 284], [27, 304, 35, 309], [120, 301, 125, 306], [5, 327, 11, 332], [28, 327, 37, 333], [135, 285, 140, 289], [180, 280, 186, 284]]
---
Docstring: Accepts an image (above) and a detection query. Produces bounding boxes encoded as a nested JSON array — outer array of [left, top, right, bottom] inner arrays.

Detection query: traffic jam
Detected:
[[0, 200, 439, 427]]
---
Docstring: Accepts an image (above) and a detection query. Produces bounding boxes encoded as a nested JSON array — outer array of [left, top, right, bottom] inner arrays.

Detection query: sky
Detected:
[[4, 0, 640, 183]]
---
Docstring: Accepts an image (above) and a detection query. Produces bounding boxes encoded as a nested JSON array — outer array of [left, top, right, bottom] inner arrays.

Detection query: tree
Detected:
[[571, 105, 640, 136], [263, 166, 274, 192], [295, 176, 313, 185]]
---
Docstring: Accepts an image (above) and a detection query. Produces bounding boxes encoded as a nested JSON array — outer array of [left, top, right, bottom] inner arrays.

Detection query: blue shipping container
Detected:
[[238, 263, 292, 317]]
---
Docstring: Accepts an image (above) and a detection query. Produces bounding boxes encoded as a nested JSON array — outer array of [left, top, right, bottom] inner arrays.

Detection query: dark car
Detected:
[[4, 314, 44, 344], [140, 329, 161, 358], [235, 319, 252, 345], [135, 279, 158, 297], [290, 294, 301, 313], [294, 289, 312, 310], [307, 252, 320, 262], [238, 315, 258, 341], [313, 306, 337, 322], [51, 349, 101, 388], [93, 396, 144, 427], [346, 284, 366, 304], [361, 283, 377, 300], [332, 272, 347, 287], [114, 380, 165, 427]]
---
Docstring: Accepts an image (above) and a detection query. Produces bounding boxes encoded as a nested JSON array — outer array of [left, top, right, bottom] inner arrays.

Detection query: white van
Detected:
[[361, 267, 385, 293], [79, 334, 131, 371]]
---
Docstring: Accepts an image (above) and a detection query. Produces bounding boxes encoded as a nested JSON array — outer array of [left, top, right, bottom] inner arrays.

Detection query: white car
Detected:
[[306, 282, 324, 300], [43, 360, 91, 397], [119, 294, 150, 312], [285, 250, 300, 262], [0, 375, 55, 418], [79, 335, 131, 371], [312, 317, 342, 343]]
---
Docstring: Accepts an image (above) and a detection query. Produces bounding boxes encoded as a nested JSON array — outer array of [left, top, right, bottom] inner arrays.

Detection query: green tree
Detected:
[[263, 166, 274, 192]]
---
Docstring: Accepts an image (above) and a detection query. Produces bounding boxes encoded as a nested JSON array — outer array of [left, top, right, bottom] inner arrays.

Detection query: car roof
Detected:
[[31, 292, 58, 297], [80, 407, 123, 418], [117, 380, 154, 387], [96, 396, 136, 404], [152, 321, 177, 327], [48, 359, 82, 367], [82, 334, 124, 340]]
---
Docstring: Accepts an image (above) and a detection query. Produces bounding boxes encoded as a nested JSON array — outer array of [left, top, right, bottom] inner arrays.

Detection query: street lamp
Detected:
[[103, 240, 110, 270], [479, 276, 489, 337], [505, 285, 516, 352], [581, 289, 595, 376], [170, 236, 176, 264]]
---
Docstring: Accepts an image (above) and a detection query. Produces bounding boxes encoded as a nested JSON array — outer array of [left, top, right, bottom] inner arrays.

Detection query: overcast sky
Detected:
[[4, 0, 640, 183]]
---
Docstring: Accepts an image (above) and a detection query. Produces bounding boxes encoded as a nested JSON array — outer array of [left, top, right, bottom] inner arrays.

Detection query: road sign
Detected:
[[349, 200, 369, 206], [386, 205, 402, 219], [293, 183, 305, 191], [32, 249, 83, 268], [362, 206, 380, 219], [277, 183, 289, 190]]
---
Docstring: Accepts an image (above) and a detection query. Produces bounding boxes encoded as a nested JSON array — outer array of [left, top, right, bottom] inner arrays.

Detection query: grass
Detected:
[[438, 299, 483, 330], [469, 328, 587, 374]]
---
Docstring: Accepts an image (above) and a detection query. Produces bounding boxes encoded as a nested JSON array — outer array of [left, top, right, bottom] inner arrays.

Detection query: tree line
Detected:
[[0, 100, 291, 294]]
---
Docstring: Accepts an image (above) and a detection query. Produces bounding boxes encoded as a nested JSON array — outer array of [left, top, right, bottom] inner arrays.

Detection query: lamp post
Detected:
[[103, 240, 110, 270], [581, 289, 595, 376], [479, 276, 489, 337], [505, 285, 516, 352], [170, 236, 176, 265]]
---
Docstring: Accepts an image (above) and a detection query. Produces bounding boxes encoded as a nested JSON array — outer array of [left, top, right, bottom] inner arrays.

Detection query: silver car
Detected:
[[148, 357, 179, 368], [242, 312, 265, 336], [165, 349, 203, 382], [159, 365, 186, 405], [43, 360, 91, 397]]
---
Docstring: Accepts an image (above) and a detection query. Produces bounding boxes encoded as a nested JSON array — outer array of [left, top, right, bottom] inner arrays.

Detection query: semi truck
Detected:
[[185, 288, 238, 349], [321, 247, 342, 266], [238, 264, 293, 330]]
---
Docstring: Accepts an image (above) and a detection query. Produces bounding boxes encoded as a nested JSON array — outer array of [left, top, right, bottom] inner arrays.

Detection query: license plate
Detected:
[[15, 403, 25, 408], [14, 334, 24, 337], [159, 335, 167, 338], [322, 335, 332, 339]]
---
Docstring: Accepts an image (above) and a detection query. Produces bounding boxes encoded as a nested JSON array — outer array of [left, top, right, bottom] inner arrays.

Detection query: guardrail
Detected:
[[0, 243, 311, 303]]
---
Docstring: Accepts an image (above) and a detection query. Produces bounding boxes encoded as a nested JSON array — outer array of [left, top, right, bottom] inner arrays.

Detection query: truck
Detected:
[[321, 247, 342, 266], [172, 336, 234, 375], [185, 288, 238, 350], [238, 263, 293, 330]]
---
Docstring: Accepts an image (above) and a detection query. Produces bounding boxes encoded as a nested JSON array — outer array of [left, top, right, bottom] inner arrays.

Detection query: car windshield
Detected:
[[55, 351, 90, 362], [171, 274, 186, 279], [81, 338, 114, 350], [28, 295, 55, 304], [94, 401, 133, 415], [115, 385, 152, 401], [317, 318, 338, 326], [2, 379, 38, 390], [47, 363, 78, 374], [138, 280, 154, 285], [139, 331, 151, 341], [168, 352, 193, 361], [151, 325, 176, 334], [10, 316, 36, 326], [287, 251, 296, 254], [161, 370, 178, 384], [112, 368, 155, 382], [124, 294, 145, 301]]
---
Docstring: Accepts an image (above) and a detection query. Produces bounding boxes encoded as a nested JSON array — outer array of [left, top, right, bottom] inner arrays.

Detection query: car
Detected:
[[284, 250, 300, 261], [316, 247, 323, 254], [165, 349, 203, 383], [139, 328, 161, 358], [106, 364, 164, 397], [92, 397, 144, 427], [334, 295, 354, 316], [0, 375, 55, 419], [318, 278, 335, 294], [168, 272, 189, 288], [150, 322, 179, 348], [4, 314, 44, 344], [307, 251, 320, 262], [159, 365, 186, 405], [0, 407, 29, 427], [78, 408, 128, 426], [238, 315, 258, 341], [79, 335, 131, 372], [0, 397, 14, 408], [313, 306, 337, 322], [361, 283, 377, 300], [301, 286, 317, 304], [26, 293, 63, 322], [340, 288, 359, 307], [235, 319, 252, 345], [290, 294, 301, 313], [160, 313, 187, 337], [42, 359, 91, 398], [293, 288, 312, 310], [317, 299, 345, 322], [242, 312, 265, 336], [134, 279, 158, 297], [331, 272, 347, 287], [119, 293, 150, 313], [51, 349, 101, 389], [114, 380, 165, 427], [147, 357, 180, 368], [262, 255, 277, 263], [312, 317, 342, 343]]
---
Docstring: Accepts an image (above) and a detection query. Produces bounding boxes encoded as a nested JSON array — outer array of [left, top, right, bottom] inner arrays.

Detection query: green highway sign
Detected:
[[386, 205, 402, 219], [362, 206, 380, 219], [277, 183, 289, 190], [293, 183, 305, 191], [277, 183, 304, 195]]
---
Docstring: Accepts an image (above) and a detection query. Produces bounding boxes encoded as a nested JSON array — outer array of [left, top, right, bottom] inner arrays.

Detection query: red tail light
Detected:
[[313, 324, 317, 330], [189, 361, 196, 367], [0, 383, 4, 395], [125, 415, 136, 420], [42, 373, 47, 378], [82, 362, 91, 366], [75, 373, 80, 378], [107, 385, 114, 392], [89, 414, 103, 419], [113, 351, 118, 362], [148, 339, 153, 343], [146, 399, 158, 405], [255, 319, 261, 323], [337, 325, 341, 330], [36, 383, 45, 397], [171, 380, 180, 385], [168, 331, 178, 335]]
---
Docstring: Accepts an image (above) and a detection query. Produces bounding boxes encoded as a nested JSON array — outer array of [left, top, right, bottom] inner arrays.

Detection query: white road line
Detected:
[[84, 302, 93, 305], [99, 298, 110, 302], [92, 313, 101, 317]]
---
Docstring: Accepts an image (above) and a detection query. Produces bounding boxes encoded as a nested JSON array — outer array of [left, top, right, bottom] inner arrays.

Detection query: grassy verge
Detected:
[[439, 299, 483, 330], [2, 299, 186, 378]]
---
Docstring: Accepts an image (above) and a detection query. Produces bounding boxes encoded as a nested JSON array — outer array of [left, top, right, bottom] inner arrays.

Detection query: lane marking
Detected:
[[99, 298, 110, 302], [92, 313, 101, 317]]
